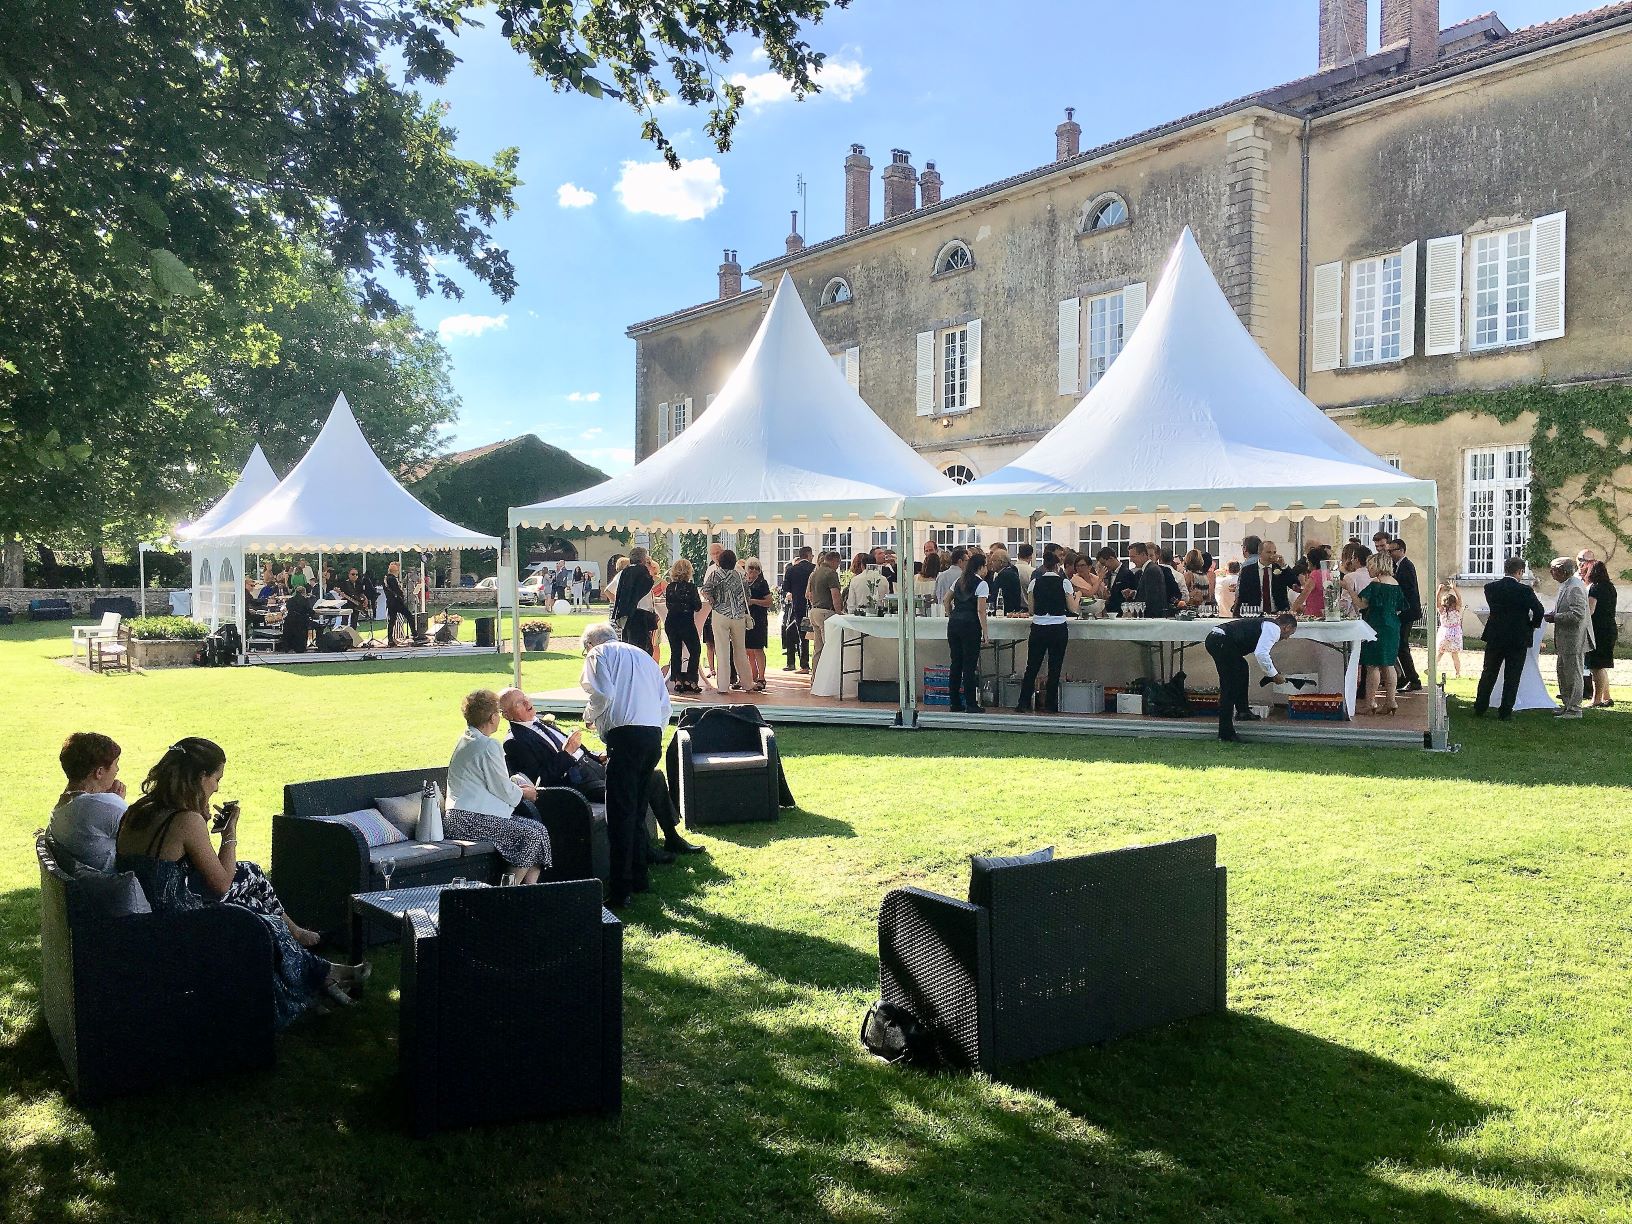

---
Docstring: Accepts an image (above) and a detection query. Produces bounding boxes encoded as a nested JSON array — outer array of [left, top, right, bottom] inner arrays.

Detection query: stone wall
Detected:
[[0, 587, 186, 616]]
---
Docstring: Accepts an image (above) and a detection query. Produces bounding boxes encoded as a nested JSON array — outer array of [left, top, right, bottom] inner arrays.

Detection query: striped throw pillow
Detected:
[[327, 807, 408, 848]]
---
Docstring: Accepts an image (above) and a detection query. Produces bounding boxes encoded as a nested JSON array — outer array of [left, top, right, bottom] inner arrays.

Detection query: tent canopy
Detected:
[[191, 394, 500, 551], [511, 273, 956, 532], [903, 228, 1437, 526], [173, 444, 279, 542]]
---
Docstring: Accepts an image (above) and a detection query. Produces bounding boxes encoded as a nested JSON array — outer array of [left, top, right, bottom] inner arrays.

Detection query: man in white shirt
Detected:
[[846, 561, 891, 614], [1205, 612, 1299, 742], [580, 623, 672, 905]]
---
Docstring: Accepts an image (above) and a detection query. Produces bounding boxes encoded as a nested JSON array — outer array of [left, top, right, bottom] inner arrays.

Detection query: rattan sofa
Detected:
[[399, 880, 622, 1135], [36, 835, 277, 1101], [271, 767, 609, 943], [877, 835, 1227, 1073]]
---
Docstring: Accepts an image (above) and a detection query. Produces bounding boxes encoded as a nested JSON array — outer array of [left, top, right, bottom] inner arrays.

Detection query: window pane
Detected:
[[1352, 258, 1378, 365], [1378, 254, 1402, 362], [1504, 228, 1531, 343], [1474, 235, 1501, 349], [941, 327, 968, 412], [1087, 292, 1125, 387]]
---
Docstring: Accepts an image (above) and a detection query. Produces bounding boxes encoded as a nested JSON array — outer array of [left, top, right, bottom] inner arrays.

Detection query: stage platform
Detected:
[[530, 666, 1432, 748], [244, 643, 497, 666]]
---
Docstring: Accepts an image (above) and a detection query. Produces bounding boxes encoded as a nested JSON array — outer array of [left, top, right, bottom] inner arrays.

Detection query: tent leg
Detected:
[[895, 514, 918, 729], [137, 544, 146, 618], [510, 523, 522, 691], [1425, 505, 1450, 751]]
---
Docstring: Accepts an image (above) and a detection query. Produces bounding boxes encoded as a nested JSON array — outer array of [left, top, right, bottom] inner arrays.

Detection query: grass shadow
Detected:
[[686, 806, 856, 846]]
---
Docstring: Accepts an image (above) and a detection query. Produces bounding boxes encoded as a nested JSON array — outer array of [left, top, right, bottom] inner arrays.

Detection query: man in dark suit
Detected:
[[498, 688, 701, 857], [1132, 542, 1171, 617], [780, 546, 815, 672], [1232, 535, 1263, 614], [1388, 538, 1423, 690], [1474, 555, 1546, 719]]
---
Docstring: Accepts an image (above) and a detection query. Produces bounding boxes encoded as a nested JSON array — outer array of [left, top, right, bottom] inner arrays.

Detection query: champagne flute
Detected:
[[378, 857, 395, 895]]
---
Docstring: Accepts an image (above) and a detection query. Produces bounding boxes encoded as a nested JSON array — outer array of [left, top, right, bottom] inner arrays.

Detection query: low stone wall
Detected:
[[0, 587, 187, 616], [132, 639, 201, 669]]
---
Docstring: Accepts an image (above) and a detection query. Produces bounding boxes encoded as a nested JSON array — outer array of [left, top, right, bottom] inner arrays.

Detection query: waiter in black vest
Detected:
[[1205, 612, 1299, 742]]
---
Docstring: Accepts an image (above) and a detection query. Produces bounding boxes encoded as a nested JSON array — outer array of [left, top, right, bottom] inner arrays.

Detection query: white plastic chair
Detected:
[[72, 612, 121, 664]]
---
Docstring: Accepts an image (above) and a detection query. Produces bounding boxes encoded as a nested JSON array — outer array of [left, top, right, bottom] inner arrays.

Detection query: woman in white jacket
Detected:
[[445, 689, 552, 883]]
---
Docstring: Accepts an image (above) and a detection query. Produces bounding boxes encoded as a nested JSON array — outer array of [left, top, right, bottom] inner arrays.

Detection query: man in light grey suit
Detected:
[[1544, 557, 1594, 719]]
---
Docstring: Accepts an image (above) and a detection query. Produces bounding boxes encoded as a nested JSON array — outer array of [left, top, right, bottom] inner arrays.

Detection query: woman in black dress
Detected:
[[663, 558, 704, 693], [742, 558, 774, 691], [1586, 560, 1618, 708], [943, 551, 990, 713]]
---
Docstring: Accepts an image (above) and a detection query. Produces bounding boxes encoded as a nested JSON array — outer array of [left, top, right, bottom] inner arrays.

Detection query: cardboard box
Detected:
[[1115, 692, 1144, 715], [1058, 681, 1105, 714]]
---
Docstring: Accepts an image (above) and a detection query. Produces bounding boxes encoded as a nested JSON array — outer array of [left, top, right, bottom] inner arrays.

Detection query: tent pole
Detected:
[[236, 548, 247, 664], [510, 522, 522, 690], [896, 513, 917, 729], [1425, 505, 1448, 751], [137, 543, 146, 618]]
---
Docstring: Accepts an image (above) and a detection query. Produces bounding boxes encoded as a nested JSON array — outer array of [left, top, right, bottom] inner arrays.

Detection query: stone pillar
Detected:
[[717, 249, 741, 299], [1223, 120, 1272, 341], [844, 144, 872, 234], [1318, 0, 1367, 69], [919, 161, 943, 207], [1055, 107, 1081, 160], [881, 149, 918, 220]]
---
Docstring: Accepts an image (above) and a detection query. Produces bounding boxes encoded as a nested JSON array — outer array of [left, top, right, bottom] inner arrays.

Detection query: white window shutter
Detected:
[[966, 318, 982, 409], [1531, 211, 1566, 341], [1056, 297, 1081, 396], [658, 401, 671, 444], [704, 392, 715, 411], [1311, 261, 1343, 372], [682, 396, 694, 432], [844, 345, 860, 392], [1424, 234, 1464, 355], [1398, 241, 1418, 359], [915, 330, 935, 416], [1122, 282, 1147, 336]]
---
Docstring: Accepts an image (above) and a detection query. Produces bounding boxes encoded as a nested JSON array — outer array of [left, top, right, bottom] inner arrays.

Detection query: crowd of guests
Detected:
[[242, 558, 420, 650]]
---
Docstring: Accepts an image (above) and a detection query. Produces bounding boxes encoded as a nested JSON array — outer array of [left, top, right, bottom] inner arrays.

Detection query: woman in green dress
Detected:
[[1354, 552, 1402, 715]]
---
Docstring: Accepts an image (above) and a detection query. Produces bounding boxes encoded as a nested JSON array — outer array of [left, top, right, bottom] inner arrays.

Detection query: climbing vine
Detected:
[[1358, 383, 1632, 579]]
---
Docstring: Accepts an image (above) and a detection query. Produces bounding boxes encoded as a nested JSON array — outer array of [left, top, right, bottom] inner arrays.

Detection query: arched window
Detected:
[[942, 463, 976, 485], [197, 558, 214, 626], [933, 240, 974, 276], [218, 557, 238, 629], [1082, 194, 1129, 234], [820, 277, 852, 306]]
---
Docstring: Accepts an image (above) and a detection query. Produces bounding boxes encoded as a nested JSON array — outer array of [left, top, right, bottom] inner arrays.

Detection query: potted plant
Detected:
[[127, 615, 209, 668], [520, 619, 553, 651]]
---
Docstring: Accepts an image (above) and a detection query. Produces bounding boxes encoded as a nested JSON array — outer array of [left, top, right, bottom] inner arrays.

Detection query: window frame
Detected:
[[938, 326, 970, 415], [1085, 289, 1127, 388], [1349, 250, 1405, 366], [1081, 194, 1130, 235], [820, 277, 852, 307], [1470, 226, 1532, 352], [942, 463, 976, 486], [1158, 519, 1221, 561], [1461, 445, 1530, 578], [1078, 522, 1132, 560], [932, 240, 974, 277]]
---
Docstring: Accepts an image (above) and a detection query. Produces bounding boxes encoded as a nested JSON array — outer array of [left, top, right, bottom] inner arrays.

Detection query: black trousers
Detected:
[[1207, 634, 1248, 739], [1474, 640, 1529, 715], [1396, 618, 1421, 684], [782, 608, 810, 669], [566, 770, 685, 848], [385, 600, 412, 641], [602, 725, 662, 899], [621, 609, 655, 650], [948, 624, 982, 710], [1018, 622, 1068, 711], [665, 617, 701, 683]]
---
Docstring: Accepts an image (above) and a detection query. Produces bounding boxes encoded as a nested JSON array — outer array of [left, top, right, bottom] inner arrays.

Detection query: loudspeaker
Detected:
[[474, 616, 496, 648], [413, 612, 430, 637]]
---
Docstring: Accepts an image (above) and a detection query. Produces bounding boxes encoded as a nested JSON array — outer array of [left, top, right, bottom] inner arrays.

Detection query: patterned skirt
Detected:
[[444, 808, 552, 869]]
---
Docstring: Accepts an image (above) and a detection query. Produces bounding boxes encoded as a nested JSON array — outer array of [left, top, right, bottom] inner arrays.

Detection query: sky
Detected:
[[400, 0, 1580, 475]]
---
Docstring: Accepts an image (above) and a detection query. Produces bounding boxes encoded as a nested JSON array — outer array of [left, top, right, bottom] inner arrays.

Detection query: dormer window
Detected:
[[820, 277, 852, 306], [1082, 194, 1129, 234], [933, 240, 974, 277]]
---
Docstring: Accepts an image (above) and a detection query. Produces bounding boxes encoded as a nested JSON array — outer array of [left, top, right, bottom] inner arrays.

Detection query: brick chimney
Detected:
[[844, 144, 871, 234], [919, 161, 942, 208], [717, 249, 741, 299], [785, 210, 805, 255], [1318, 0, 1368, 70], [1056, 107, 1081, 161], [1382, 0, 1440, 69], [881, 149, 918, 220]]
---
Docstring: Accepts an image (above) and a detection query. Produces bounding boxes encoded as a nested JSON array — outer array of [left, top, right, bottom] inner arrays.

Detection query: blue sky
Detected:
[[404, 0, 1577, 474]]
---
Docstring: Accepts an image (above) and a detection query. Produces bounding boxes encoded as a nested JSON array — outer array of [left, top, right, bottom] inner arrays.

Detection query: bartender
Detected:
[[1205, 612, 1299, 742]]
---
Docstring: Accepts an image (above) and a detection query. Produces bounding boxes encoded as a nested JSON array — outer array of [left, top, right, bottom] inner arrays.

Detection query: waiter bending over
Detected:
[[1205, 613, 1298, 742]]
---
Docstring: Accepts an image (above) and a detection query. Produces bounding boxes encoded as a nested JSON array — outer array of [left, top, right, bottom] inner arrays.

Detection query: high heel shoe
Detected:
[[1385, 702, 1399, 716]]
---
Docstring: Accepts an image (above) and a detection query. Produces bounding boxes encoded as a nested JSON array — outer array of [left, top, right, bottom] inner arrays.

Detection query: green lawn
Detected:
[[2, 619, 1629, 1222]]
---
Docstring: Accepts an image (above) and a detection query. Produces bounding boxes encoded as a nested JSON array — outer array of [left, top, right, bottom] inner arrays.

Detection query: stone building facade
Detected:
[[627, 1, 1632, 604]]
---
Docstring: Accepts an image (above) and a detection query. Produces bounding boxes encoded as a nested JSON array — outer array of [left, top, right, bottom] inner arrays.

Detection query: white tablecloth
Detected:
[[811, 614, 1377, 716], [1490, 625, 1558, 712]]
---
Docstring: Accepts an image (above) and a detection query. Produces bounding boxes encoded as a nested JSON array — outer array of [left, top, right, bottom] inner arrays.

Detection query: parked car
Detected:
[[474, 577, 498, 590]]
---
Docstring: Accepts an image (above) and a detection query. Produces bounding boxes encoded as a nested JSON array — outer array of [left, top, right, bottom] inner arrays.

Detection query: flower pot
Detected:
[[522, 632, 551, 652]]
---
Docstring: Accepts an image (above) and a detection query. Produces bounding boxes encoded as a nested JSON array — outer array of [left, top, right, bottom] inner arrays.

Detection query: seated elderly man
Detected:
[[498, 686, 702, 865]]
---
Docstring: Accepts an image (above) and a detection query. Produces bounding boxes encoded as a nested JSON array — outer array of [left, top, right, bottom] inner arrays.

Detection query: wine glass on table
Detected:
[[378, 857, 395, 896]]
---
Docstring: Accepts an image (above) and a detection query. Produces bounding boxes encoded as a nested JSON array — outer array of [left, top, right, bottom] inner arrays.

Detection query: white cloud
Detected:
[[566, 391, 602, 403], [580, 427, 604, 440], [436, 312, 509, 340], [730, 54, 868, 109], [584, 446, 636, 468], [556, 182, 597, 208], [615, 157, 725, 222]]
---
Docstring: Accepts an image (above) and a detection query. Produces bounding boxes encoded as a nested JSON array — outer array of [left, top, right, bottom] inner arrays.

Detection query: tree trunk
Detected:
[[1, 536, 23, 588], [35, 543, 58, 584], [90, 545, 109, 588], [448, 550, 462, 588]]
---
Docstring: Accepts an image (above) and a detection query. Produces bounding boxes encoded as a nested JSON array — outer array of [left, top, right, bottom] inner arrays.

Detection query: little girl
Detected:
[[1434, 587, 1463, 679]]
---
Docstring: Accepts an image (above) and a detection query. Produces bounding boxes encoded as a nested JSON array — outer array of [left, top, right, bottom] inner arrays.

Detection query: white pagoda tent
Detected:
[[141, 445, 280, 618], [187, 394, 502, 653]]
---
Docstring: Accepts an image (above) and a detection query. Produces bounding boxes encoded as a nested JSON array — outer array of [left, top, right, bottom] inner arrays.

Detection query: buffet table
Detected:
[[811, 614, 1378, 716]]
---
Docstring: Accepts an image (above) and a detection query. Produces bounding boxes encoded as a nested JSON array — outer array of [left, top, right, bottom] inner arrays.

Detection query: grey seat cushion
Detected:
[[968, 845, 1055, 908], [72, 871, 153, 920], [445, 839, 499, 859], [691, 750, 767, 773], [368, 841, 462, 882]]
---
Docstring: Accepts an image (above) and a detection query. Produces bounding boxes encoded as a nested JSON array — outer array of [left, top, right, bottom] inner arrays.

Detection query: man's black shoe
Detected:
[[1236, 709, 1263, 722], [1498, 711, 1513, 721], [666, 838, 705, 854], [1219, 732, 1243, 743], [1014, 698, 1033, 713], [1400, 680, 1423, 693], [647, 846, 676, 865]]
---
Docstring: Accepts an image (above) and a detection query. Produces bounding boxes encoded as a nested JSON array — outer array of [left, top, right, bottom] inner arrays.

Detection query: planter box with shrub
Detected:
[[128, 617, 208, 668]]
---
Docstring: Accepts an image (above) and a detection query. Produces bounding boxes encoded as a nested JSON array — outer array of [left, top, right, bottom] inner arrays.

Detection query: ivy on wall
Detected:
[[1358, 383, 1632, 579]]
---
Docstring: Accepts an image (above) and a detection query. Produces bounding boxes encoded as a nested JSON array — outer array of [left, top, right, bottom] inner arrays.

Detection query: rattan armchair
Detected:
[[399, 880, 622, 1135], [878, 835, 1228, 1073], [673, 707, 783, 827], [36, 836, 276, 1102]]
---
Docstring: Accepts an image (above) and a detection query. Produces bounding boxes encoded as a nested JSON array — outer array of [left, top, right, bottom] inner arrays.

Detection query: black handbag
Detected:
[[860, 1001, 942, 1069]]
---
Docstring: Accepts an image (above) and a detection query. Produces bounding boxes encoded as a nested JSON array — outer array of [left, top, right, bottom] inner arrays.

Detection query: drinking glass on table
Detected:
[[378, 857, 395, 894]]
